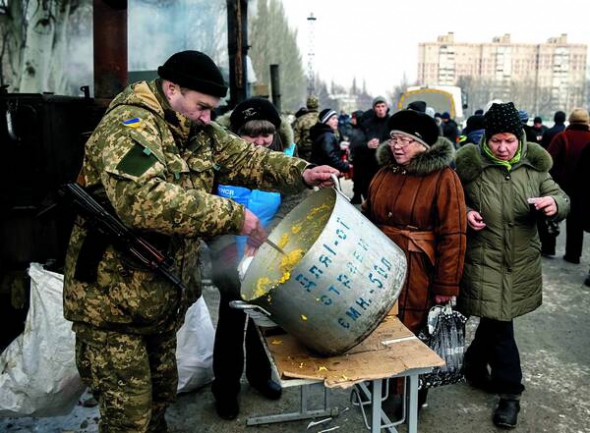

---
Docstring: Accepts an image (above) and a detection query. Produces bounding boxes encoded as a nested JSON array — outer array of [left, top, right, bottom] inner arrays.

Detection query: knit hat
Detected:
[[441, 112, 451, 120], [568, 108, 590, 125], [372, 96, 387, 107], [306, 95, 319, 109], [533, 116, 543, 124], [484, 102, 523, 138], [229, 98, 281, 132], [319, 108, 337, 124], [518, 110, 529, 124], [407, 100, 427, 113], [387, 110, 440, 148], [554, 111, 566, 124], [158, 50, 227, 97], [465, 114, 485, 133]]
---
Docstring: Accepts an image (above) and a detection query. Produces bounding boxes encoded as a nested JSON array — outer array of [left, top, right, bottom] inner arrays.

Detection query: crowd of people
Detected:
[[62, 50, 587, 432]]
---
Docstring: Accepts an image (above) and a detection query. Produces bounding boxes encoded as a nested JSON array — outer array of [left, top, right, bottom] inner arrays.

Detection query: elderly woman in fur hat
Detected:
[[362, 109, 467, 412], [455, 102, 569, 429], [208, 98, 302, 420]]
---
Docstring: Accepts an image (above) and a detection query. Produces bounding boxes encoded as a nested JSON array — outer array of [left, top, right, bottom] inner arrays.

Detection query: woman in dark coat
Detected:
[[363, 110, 467, 410], [310, 109, 351, 173], [455, 102, 569, 429]]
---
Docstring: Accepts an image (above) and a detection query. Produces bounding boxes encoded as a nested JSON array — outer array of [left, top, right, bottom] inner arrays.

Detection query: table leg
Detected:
[[407, 374, 419, 433], [371, 379, 382, 433]]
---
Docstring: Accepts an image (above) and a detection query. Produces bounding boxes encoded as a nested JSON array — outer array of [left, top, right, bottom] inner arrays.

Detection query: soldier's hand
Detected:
[[240, 209, 263, 236], [303, 165, 341, 188]]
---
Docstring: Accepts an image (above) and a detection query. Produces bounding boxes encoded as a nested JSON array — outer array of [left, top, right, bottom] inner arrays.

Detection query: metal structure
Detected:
[[306, 13, 316, 96], [227, 0, 249, 108]]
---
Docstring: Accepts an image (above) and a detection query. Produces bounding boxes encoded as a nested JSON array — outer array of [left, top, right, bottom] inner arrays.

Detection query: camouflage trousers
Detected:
[[75, 325, 178, 433]]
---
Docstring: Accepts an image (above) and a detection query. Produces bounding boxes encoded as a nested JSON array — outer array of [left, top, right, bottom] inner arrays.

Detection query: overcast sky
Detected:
[[280, 0, 590, 97]]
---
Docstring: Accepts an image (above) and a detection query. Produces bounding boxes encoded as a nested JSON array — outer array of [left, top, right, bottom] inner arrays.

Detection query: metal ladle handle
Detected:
[[330, 174, 350, 201]]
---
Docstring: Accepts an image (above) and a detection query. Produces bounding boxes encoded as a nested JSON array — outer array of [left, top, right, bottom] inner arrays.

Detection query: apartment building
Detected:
[[418, 32, 587, 115]]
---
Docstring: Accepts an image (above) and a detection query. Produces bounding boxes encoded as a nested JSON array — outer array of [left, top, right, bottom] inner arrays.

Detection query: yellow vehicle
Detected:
[[398, 85, 467, 122]]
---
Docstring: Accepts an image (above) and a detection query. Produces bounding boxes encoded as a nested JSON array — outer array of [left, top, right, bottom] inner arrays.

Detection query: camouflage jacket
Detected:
[[293, 110, 319, 162], [63, 80, 309, 334]]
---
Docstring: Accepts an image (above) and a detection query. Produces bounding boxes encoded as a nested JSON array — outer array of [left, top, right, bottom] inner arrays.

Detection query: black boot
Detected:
[[212, 381, 240, 420], [584, 272, 590, 287], [493, 398, 520, 429], [249, 379, 282, 400]]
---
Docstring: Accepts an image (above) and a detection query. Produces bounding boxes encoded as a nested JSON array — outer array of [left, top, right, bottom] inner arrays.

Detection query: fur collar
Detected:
[[455, 141, 553, 183], [376, 136, 455, 176]]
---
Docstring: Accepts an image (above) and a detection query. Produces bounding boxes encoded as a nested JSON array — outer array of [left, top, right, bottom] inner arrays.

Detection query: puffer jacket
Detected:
[[455, 139, 570, 321], [63, 80, 309, 334]]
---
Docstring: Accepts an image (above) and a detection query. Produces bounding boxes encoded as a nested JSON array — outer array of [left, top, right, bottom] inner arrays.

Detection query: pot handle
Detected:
[[330, 174, 350, 201], [229, 300, 277, 327]]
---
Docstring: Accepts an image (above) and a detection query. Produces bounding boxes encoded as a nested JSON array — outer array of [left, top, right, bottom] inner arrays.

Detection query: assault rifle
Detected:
[[63, 182, 187, 298]]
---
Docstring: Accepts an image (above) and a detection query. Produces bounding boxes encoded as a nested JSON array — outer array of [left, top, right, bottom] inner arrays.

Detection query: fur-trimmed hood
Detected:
[[455, 140, 553, 184], [215, 110, 294, 149], [375, 136, 455, 176]]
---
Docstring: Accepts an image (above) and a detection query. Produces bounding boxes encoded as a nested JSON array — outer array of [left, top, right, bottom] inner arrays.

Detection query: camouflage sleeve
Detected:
[[96, 113, 245, 237], [204, 122, 310, 194], [293, 120, 303, 145]]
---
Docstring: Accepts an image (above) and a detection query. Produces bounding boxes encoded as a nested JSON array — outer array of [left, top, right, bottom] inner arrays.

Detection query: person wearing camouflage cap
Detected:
[[292, 95, 320, 161], [63, 50, 339, 432]]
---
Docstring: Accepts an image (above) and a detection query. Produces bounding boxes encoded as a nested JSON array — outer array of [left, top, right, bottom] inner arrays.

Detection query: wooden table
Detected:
[[247, 315, 444, 432]]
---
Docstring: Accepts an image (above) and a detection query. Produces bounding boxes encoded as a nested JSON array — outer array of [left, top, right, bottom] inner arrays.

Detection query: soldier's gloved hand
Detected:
[[303, 165, 341, 188], [240, 208, 263, 235]]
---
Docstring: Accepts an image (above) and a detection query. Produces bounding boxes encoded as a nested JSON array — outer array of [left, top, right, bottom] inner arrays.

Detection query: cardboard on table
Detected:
[[264, 315, 444, 389]]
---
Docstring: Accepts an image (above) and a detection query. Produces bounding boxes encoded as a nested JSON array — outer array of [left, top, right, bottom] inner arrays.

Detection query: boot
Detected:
[[213, 393, 239, 420], [493, 398, 520, 429], [584, 272, 590, 287], [212, 381, 240, 420], [249, 379, 282, 400]]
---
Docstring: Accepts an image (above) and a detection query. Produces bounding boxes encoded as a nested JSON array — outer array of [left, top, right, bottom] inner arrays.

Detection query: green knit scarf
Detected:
[[483, 139, 522, 171]]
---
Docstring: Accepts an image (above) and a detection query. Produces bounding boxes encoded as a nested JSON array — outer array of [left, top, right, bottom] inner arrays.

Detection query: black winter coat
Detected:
[[309, 123, 350, 172]]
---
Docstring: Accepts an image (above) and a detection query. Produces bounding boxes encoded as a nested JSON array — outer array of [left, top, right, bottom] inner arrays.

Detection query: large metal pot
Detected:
[[240, 185, 407, 356]]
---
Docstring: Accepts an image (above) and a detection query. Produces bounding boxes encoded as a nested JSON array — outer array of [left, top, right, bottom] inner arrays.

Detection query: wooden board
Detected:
[[264, 316, 444, 389]]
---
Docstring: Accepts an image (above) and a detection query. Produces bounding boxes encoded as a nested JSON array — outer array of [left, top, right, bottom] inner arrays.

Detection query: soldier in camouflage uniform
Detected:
[[63, 51, 339, 433], [293, 95, 320, 161]]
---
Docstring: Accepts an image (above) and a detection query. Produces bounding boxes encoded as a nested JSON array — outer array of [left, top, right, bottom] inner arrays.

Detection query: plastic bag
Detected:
[[176, 297, 215, 393], [0, 263, 85, 417], [418, 301, 467, 389]]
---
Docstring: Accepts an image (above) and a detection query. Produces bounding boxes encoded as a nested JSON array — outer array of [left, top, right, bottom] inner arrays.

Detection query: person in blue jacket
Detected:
[[208, 98, 297, 420]]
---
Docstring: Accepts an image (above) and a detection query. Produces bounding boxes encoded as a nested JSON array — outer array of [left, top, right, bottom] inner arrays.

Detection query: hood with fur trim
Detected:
[[455, 140, 553, 184], [376, 136, 455, 176]]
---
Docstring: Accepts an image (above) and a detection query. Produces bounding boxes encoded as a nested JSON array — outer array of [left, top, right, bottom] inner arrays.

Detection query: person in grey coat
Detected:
[[455, 102, 569, 429]]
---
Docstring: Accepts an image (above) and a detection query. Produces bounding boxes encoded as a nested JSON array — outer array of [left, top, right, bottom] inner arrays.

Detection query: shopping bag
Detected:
[[418, 301, 467, 389]]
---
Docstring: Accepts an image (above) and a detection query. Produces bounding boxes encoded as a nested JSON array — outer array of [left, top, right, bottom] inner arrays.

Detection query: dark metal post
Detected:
[[270, 64, 281, 112], [93, 0, 128, 98], [227, 0, 249, 108]]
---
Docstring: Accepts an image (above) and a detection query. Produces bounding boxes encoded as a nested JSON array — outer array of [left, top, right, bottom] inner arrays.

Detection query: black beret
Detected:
[[157, 50, 227, 97], [230, 98, 281, 132], [387, 110, 440, 147]]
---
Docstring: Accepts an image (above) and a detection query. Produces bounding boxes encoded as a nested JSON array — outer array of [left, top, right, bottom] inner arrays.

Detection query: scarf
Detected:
[[482, 139, 522, 171]]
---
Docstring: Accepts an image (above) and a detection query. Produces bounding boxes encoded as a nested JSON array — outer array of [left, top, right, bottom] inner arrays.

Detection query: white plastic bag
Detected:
[[0, 263, 85, 417], [176, 297, 215, 393]]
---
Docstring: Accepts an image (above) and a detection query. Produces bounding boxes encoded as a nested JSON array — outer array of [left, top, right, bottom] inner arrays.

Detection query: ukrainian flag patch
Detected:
[[123, 117, 142, 128]]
